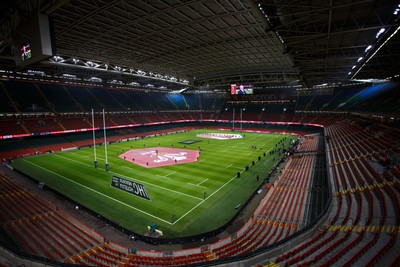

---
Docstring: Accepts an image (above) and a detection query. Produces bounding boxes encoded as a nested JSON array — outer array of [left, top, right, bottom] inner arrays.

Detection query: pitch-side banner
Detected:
[[111, 175, 151, 200]]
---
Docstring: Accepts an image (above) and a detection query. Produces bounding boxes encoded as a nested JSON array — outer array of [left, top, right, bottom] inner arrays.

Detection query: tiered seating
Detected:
[[58, 117, 93, 130], [9, 215, 77, 260], [67, 87, 102, 112], [167, 94, 187, 110], [391, 165, 400, 179], [4, 82, 49, 112], [107, 90, 138, 110], [320, 86, 363, 111], [38, 84, 78, 112], [0, 81, 228, 119], [0, 139, 37, 160], [183, 94, 200, 110], [0, 176, 54, 219], [89, 89, 122, 111], [69, 242, 127, 266], [276, 119, 399, 266], [0, 82, 13, 112], [108, 116, 136, 126], [0, 174, 109, 263], [26, 135, 75, 153], [309, 115, 341, 125], [1, 77, 399, 266], [22, 119, 62, 133], [296, 135, 320, 152], [0, 121, 26, 135], [351, 83, 398, 113], [4, 128, 314, 265], [121, 251, 208, 266], [211, 152, 315, 258]]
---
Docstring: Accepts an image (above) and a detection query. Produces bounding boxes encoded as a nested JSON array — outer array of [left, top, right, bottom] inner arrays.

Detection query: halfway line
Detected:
[[54, 154, 203, 201]]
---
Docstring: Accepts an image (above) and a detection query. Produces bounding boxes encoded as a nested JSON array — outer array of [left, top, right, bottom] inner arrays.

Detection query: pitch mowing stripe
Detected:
[[54, 147, 249, 225], [173, 173, 239, 224], [22, 131, 290, 232], [53, 154, 203, 201], [187, 183, 207, 189], [198, 160, 243, 170], [75, 153, 237, 177], [197, 178, 208, 186], [155, 172, 177, 179], [22, 159, 173, 224]]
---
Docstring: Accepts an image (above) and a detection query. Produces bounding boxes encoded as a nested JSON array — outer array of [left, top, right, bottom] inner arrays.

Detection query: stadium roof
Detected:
[[1, 0, 400, 90]]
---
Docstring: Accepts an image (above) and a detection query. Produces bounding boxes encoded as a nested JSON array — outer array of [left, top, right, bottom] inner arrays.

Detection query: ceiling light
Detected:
[[365, 45, 372, 52], [352, 25, 400, 79], [53, 56, 63, 62], [357, 57, 363, 62], [90, 76, 102, 82], [376, 28, 385, 38], [352, 65, 356, 69]]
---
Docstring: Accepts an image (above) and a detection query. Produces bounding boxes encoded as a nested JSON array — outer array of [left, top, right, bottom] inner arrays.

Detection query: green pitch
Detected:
[[12, 129, 294, 238]]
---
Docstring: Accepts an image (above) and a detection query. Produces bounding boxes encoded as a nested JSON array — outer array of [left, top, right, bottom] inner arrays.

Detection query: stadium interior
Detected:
[[0, 0, 400, 266]]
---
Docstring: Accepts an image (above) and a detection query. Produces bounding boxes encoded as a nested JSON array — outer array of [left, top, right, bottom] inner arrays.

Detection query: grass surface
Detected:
[[12, 129, 294, 237]]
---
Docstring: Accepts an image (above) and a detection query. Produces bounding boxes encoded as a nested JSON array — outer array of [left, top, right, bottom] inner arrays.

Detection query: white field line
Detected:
[[76, 154, 106, 161], [197, 178, 208, 186], [198, 160, 243, 170], [154, 171, 176, 180], [68, 153, 243, 225], [185, 147, 278, 222], [263, 158, 274, 165], [173, 173, 239, 225], [263, 147, 276, 165], [53, 154, 202, 201], [187, 183, 207, 189], [53, 144, 277, 225], [156, 175, 171, 180], [23, 159, 173, 225], [188, 178, 209, 188]]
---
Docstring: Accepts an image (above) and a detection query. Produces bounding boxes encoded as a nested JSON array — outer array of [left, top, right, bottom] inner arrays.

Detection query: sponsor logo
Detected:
[[111, 176, 150, 200], [180, 140, 200, 145], [137, 150, 188, 163], [196, 133, 243, 140]]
